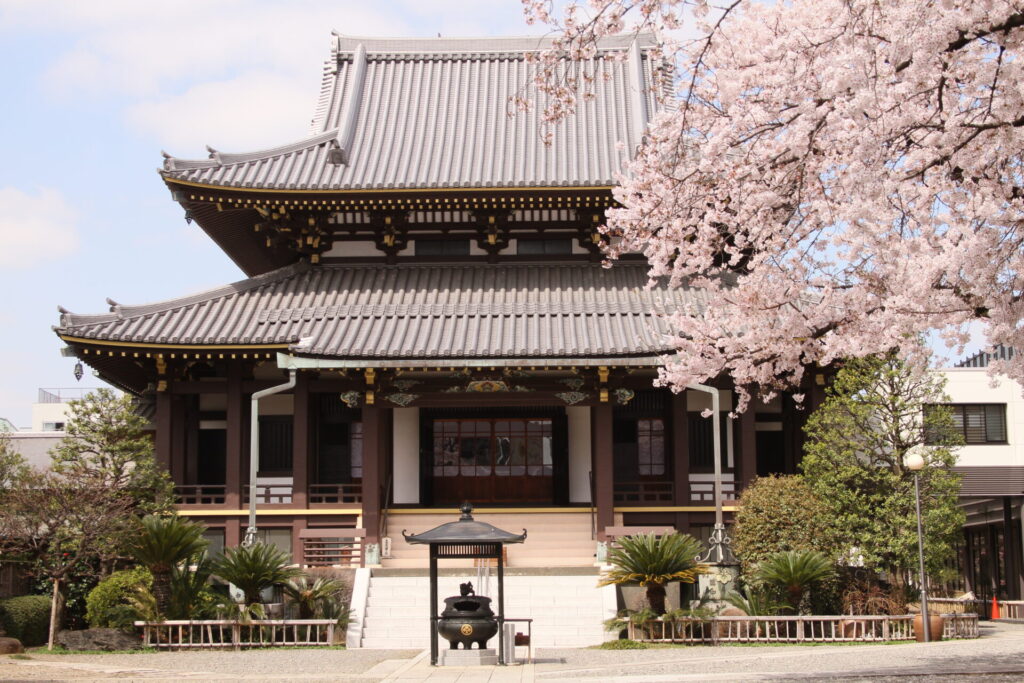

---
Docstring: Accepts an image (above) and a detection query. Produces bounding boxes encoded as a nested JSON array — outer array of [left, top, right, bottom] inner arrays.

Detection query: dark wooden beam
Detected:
[[225, 364, 244, 509], [362, 405, 383, 546], [739, 403, 757, 493], [292, 371, 311, 509], [592, 404, 614, 540], [155, 390, 172, 473]]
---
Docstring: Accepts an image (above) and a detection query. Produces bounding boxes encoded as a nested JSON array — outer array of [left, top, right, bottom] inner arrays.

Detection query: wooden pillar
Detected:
[[672, 391, 690, 529], [738, 403, 757, 494], [1004, 498, 1021, 600], [292, 372, 310, 509], [292, 516, 307, 567], [170, 395, 187, 484], [362, 405, 382, 545], [591, 404, 614, 539], [155, 390, 172, 473], [225, 364, 243, 509], [225, 518, 242, 548]]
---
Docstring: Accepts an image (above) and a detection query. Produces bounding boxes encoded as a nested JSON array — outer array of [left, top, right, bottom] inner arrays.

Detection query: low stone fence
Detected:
[[134, 620, 338, 650], [627, 613, 979, 644]]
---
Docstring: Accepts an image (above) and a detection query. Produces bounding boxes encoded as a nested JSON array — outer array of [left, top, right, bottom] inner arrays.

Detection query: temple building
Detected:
[[54, 34, 817, 570]]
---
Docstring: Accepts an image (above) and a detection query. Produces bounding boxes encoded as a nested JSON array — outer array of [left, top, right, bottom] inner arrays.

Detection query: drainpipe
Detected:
[[242, 370, 297, 547], [689, 383, 736, 565]]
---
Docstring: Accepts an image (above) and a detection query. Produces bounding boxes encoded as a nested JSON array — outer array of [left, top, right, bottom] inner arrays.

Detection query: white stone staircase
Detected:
[[354, 569, 616, 649]]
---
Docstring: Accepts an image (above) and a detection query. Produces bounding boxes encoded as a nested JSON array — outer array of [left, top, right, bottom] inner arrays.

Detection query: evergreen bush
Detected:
[[85, 567, 152, 629], [0, 595, 52, 646]]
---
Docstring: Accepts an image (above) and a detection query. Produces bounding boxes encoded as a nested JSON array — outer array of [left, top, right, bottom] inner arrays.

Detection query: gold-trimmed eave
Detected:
[[60, 334, 290, 361], [163, 177, 618, 211]]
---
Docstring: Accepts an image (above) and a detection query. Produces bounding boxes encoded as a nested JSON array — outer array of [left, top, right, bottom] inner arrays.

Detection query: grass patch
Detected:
[[596, 639, 651, 650], [7, 653, 31, 660], [594, 638, 915, 650]]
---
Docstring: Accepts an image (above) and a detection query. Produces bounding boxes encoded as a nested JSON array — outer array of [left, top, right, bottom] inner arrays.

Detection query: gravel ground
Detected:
[[3, 623, 1023, 681], [532, 622, 1024, 681], [1, 648, 420, 681]]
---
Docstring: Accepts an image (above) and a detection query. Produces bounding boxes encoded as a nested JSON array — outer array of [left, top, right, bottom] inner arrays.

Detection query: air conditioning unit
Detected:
[[381, 536, 393, 559]]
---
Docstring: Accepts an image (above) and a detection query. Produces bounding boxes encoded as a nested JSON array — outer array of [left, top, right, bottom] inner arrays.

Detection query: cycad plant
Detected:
[[281, 576, 347, 619], [754, 550, 834, 613], [129, 515, 208, 617], [725, 586, 789, 616], [598, 532, 706, 615], [212, 542, 303, 606]]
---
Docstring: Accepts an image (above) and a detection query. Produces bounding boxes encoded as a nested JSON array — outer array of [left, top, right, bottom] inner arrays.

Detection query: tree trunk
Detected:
[[152, 570, 172, 617], [646, 582, 668, 615], [47, 578, 66, 651]]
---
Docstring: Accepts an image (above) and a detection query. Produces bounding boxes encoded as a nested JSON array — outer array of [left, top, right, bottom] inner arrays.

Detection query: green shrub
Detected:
[[597, 638, 650, 650], [86, 567, 152, 629], [0, 595, 52, 646]]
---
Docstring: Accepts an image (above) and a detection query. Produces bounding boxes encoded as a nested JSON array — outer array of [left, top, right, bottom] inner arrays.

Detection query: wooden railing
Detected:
[[627, 613, 979, 644], [300, 527, 365, 567], [613, 481, 674, 504], [927, 598, 986, 615], [134, 619, 337, 650], [174, 485, 227, 505], [994, 600, 1024, 619], [244, 485, 293, 505], [308, 484, 362, 505]]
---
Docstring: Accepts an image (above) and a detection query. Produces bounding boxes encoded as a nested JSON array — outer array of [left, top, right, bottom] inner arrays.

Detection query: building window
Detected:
[[614, 417, 666, 479], [689, 413, 729, 471], [433, 419, 553, 477], [258, 416, 293, 472], [415, 239, 470, 256], [940, 404, 1008, 444], [42, 421, 65, 431], [517, 238, 572, 255]]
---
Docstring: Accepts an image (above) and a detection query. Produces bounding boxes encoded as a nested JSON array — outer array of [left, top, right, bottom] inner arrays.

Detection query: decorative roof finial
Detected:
[[459, 502, 474, 521]]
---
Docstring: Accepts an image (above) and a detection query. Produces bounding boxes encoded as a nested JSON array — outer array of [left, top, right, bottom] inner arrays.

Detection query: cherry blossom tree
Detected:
[[524, 0, 1024, 408]]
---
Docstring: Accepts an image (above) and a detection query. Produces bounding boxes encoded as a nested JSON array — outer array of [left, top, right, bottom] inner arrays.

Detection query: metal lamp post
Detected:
[[905, 447, 930, 641]]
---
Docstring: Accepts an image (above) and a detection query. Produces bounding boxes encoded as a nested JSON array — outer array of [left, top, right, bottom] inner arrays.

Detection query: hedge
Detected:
[[86, 567, 152, 629], [0, 594, 52, 646]]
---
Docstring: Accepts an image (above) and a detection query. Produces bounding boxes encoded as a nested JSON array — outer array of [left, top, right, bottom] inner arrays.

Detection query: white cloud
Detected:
[[127, 70, 317, 156], [21, 1, 414, 98], [0, 187, 78, 269]]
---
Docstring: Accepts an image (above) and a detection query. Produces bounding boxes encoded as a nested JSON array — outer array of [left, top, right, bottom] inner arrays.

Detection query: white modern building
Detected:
[[939, 347, 1022, 601]]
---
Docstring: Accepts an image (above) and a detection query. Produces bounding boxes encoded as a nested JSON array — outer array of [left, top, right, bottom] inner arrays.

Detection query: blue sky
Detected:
[[0, 1, 984, 427], [0, 0, 547, 427]]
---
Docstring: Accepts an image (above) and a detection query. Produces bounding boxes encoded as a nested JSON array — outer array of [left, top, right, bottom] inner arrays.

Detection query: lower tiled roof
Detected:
[[57, 262, 707, 361]]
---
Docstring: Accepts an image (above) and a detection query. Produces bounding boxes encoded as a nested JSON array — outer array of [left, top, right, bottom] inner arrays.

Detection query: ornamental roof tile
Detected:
[[57, 263, 706, 362], [161, 33, 665, 191]]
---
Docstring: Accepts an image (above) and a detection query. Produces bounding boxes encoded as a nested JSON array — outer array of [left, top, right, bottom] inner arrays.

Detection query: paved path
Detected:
[[3, 622, 1024, 681]]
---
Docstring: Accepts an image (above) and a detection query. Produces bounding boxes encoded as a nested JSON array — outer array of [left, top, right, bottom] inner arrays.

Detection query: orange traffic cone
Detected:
[[991, 595, 1000, 620]]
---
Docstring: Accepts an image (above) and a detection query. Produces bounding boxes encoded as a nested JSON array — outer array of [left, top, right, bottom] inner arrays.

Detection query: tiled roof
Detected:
[[161, 33, 665, 191], [57, 263, 706, 363]]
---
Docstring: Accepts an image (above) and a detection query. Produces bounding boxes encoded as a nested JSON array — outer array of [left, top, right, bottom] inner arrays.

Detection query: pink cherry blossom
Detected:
[[524, 0, 1024, 410]]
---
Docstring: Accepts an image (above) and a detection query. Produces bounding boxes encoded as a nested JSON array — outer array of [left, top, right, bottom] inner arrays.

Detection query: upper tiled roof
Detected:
[[161, 33, 664, 191], [57, 262, 706, 363]]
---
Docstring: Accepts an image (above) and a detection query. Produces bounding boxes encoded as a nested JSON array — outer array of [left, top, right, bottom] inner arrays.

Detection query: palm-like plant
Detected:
[[212, 542, 303, 606], [281, 576, 346, 619], [754, 550, 834, 613], [725, 586, 789, 616], [598, 532, 706, 615], [129, 515, 208, 617]]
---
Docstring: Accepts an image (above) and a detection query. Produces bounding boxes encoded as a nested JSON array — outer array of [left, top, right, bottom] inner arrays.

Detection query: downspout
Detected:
[[242, 370, 297, 547], [688, 383, 735, 565]]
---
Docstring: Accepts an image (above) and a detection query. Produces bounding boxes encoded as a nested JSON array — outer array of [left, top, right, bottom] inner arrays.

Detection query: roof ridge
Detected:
[[163, 129, 339, 170], [330, 32, 658, 55], [60, 261, 311, 329]]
